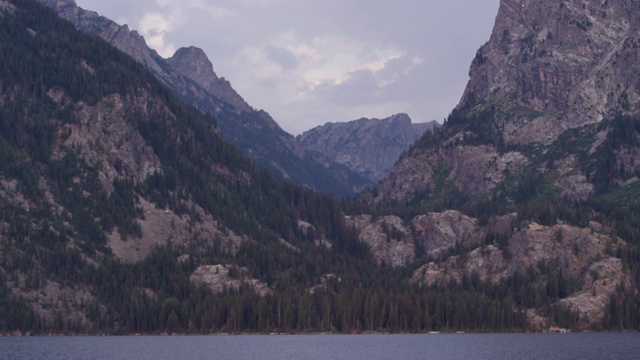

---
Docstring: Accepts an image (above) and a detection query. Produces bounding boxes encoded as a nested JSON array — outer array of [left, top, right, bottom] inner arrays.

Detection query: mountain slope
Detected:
[[0, 0, 374, 334], [4, 0, 540, 335], [37, 0, 370, 197], [375, 0, 640, 204], [1, 0, 638, 334], [298, 114, 438, 183], [461, 0, 640, 138], [352, 0, 640, 330]]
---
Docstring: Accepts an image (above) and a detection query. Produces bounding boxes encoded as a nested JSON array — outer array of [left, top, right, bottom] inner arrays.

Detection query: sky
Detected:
[[74, 0, 500, 135]]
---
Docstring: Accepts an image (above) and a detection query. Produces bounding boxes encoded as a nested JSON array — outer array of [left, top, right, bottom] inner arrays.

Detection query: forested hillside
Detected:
[[0, 0, 638, 335], [0, 0, 532, 335], [0, 0, 365, 334]]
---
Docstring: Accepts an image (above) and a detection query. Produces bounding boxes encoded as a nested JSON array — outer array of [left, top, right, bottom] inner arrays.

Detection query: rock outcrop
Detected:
[[298, 114, 438, 183], [166, 46, 252, 114], [460, 0, 640, 141], [345, 214, 415, 267], [349, 208, 625, 328], [346, 210, 480, 268], [191, 264, 270, 297], [374, 144, 529, 203], [49, 89, 162, 192]]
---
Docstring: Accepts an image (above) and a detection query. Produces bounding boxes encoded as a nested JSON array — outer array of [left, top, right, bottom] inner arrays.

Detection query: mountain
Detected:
[[0, 0, 376, 334], [460, 0, 640, 135], [1, 0, 639, 334], [353, 0, 640, 329], [297, 114, 438, 183], [1, 0, 531, 335], [37, 0, 370, 197], [375, 0, 640, 204]]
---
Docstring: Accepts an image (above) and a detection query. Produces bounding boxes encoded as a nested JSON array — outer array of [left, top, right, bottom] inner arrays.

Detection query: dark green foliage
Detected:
[[0, 0, 379, 334], [1, 0, 639, 335], [0, 273, 40, 333], [585, 115, 640, 193], [44, 243, 546, 334]]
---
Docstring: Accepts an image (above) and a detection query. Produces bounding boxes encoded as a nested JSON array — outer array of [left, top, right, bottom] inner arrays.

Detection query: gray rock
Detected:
[[298, 114, 438, 183], [460, 0, 640, 141]]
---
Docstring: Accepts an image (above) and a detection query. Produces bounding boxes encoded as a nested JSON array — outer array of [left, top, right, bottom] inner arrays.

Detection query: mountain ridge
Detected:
[[298, 114, 438, 183], [460, 0, 640, 143], [37, 0, 372, 197]]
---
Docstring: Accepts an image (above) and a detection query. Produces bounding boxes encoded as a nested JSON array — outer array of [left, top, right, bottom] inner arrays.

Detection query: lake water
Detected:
[[1, 333, 638, 359]]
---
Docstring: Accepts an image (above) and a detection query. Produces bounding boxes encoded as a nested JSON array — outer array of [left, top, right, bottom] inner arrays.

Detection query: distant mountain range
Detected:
[[298, 114, 438, 183]]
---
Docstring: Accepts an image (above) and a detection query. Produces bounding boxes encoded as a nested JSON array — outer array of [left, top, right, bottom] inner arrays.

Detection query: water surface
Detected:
[[1, 333, 638, 360]]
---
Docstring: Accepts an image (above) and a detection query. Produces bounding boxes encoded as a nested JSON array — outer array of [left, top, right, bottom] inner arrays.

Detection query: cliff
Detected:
[[461, 0, 640, 141], [375, 0, 640, 204]]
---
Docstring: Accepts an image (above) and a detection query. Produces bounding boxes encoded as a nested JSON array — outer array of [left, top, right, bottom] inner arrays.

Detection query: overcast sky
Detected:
[[75, 0, 500, 135]]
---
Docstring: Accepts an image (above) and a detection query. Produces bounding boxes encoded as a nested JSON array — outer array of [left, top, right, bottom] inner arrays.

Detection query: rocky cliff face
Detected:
[[345, 210, 478, 267], [37, 0, 370, 197], [166, 46, 252, 114], [48, 89, 162, 192], [461, 0, 640, 143], [298, 114, 438, 183], [374, 0, 640, 204], [351, 0, 640, 330]]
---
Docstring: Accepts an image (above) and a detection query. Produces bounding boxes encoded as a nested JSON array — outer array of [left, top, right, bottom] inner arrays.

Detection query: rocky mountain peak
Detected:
[[166, 46, 253, 113], [169, 46, 219, 85], [374, 0, 640, 204], [297, 114, 438, 183], [460, 0, 640, 144]]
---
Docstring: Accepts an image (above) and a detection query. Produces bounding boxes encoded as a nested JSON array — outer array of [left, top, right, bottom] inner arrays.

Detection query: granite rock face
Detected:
[[345, 214, 415, 267], [345, 210, 479, 268], [374, 0, 640, 204], [298, 114, 438, 183], [349, 209, 625, 329], [374, 144, 529, 203], [191, 265, 270, 297], [461, 0, 640, 140]]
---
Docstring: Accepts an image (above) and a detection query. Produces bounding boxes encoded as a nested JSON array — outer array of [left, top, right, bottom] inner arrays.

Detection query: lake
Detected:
[[1, 333, 638, 359]]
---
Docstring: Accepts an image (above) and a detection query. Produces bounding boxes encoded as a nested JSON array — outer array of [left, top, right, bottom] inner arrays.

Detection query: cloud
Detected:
[[74, 0, 500, 135], [136, 0, 230, 57], [265, 46, 299, 70], [304, 52, 425, 109], [138, 12, 178, 57], [237, 29, 405, 94]]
